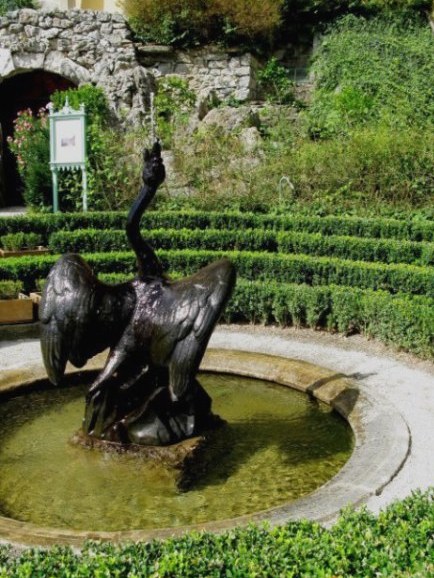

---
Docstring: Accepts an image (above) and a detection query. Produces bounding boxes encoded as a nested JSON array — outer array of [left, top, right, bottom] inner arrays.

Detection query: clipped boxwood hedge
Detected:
[[0, 252, 431, 357], [1, 250, 433, 297], [0, 490, 433, 577], [49, 228, 434, 266], [226, 280, 434, 359], [48, 228, 279, 255], [1, 211, 434, 243]]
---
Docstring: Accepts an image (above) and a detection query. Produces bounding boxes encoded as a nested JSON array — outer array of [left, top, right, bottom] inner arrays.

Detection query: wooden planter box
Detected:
[[0, 293, 34, 325], [0, 246, 50, 258]]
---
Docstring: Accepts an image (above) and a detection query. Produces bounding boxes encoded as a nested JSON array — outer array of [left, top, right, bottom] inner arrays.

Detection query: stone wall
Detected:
[[137, 45, 260, 102], [0, 9, 153, 122], [0, 9, 262, 122]]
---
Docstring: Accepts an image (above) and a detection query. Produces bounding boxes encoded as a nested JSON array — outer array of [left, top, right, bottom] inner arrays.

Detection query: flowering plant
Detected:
[[7, 107, 52, 208]]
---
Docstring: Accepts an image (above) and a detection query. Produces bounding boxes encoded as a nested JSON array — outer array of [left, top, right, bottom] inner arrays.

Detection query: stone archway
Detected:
[[0, 70, 76, 206], [0, 8, 155, 207]]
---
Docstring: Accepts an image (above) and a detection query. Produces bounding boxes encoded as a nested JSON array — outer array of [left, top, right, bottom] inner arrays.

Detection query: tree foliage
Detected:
[[123, 0, 284, 46], [123, 0, 432, 47]]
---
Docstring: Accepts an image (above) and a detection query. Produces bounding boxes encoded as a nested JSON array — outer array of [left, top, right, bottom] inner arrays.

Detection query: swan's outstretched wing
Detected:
[[152, 258, 236, 400], [40, 254, 135, 385]]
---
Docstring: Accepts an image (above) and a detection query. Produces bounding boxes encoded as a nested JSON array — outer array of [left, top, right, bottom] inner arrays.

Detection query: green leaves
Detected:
[[1, 490, 434, 576], [309, 15, 434, 137], [0, 209, 432, 357], [1, 232, 42, 251], [0, 0, 36, 16], [257, 58, 295, 105]]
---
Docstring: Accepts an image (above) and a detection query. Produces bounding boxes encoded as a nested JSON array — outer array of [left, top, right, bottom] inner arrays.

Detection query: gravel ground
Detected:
[[1, 325, 434, 514]]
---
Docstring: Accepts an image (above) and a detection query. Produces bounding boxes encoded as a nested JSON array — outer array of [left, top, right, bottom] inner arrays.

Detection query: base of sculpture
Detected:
[[83, 374, 223, 446], [71, 411, 225, 486], [70, 429, 214, 470]]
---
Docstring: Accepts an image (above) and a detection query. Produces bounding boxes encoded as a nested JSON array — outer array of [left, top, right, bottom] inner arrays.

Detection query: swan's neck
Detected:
[[126, 183, 163, 280]]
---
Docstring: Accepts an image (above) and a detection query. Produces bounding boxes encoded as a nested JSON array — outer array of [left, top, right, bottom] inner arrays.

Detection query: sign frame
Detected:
[[49, 99, 88, 212]]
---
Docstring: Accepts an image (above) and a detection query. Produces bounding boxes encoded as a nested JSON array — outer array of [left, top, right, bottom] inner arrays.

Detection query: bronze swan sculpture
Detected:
[[40, 141, 236, 446]]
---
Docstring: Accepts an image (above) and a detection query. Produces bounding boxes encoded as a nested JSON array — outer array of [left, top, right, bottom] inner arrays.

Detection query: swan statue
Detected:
[[40, 141, 236, 446]]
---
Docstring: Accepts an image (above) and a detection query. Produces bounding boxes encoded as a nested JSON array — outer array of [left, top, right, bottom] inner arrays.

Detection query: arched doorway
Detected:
[[0, 70, 76, 207]]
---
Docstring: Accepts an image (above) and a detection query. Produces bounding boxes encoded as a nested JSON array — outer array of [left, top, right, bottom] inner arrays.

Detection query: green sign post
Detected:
[[49, 99, 87, 212]]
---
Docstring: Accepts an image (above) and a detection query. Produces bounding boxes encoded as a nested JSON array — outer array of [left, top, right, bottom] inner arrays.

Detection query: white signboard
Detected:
[[49, 100, 87, 212], [52, 117, 85, 165]]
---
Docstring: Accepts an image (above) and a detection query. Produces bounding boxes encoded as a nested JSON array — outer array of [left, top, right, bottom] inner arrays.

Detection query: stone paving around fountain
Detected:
[[0, 323, 433, 535]]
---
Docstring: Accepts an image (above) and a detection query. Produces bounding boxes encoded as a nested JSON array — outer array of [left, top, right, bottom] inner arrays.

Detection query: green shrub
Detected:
[[48, 228, 279, 254], [51, 85, 112, 126], [2, 248, 433, 297], [51, 85, 145, 212], [34, 278, 46, 293], [308, 15, 434, 136], [0, 280, 23, 299], [7, 86, 146, 212], [257, 58, 295, 104], [155, 76, 196, 147], [277, 231, 434, 266], [1, 490, 434, 576], [48, 227, 434, 266], [2, 247, 431, 355], [1, 211, 434, 244], [7, 109, 51, 209], [172, 119, 434, 209], [123, 0, 283, 46], [1, 232, 42, 251]]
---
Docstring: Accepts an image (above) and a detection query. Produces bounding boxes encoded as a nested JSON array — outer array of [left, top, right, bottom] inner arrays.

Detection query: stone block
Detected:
[[96, 12, 111, 22], [13, 52, 44, 71], [174, 62, 189, 74], [0, 48, 14, 77], [56, 38, 71, 51], [235, 66, 250, 77], [112, 13, 125, 23], [39, 17, 53, 28], [155, 62, 175, 75], [228, 57, 241, 70], [9, 23, 23, 33], [234, 88, 250, 101], [237, 75, 251, 89], [108, 34, 124, 46], [24, 25, 39, 38], [208, 60, 226, 69], [240, 54, 252, 66], [206, 53, 227, 62], [41, 28, 60, 40], [44, 51, 91, 84], [100, 23, 113, 35], [18, 9, 38, 26]]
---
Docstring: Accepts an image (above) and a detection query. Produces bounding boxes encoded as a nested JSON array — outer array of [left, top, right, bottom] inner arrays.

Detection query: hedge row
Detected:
[[48, 228, 434, 266], [227, 280, 434, 359], [1, 250, 433, 297], [0, 252, 432, 358], [1, 210, 434, 242], [0, 490, 434, 577], [95, 274, 433, 359]]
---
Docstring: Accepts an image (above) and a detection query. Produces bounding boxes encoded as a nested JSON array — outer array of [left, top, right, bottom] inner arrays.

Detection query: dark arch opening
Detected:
[[0, 70, 76, 207]]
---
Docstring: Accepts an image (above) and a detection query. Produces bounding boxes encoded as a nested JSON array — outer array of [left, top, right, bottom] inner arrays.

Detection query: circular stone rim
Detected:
[[0, 348, 410, 548]]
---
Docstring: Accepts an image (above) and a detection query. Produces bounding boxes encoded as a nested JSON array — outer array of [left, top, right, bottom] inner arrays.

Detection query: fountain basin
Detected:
[[0, 349, 410, 548]]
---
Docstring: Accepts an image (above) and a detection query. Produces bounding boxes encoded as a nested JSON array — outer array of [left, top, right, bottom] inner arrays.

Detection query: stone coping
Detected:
[[0, 349, 410, 548]]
